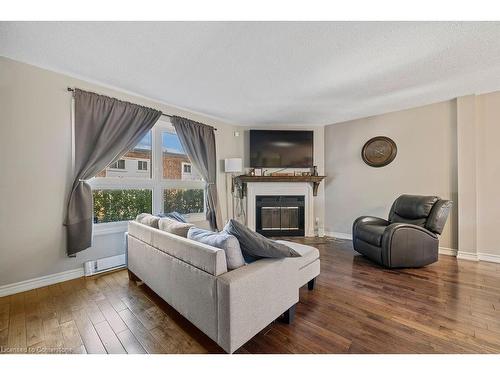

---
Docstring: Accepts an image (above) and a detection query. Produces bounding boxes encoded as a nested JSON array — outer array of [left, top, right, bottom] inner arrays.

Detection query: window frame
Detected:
[[109, 159, 126, 170], [137, 160, 148, 171], [89, 119, 206, 234]]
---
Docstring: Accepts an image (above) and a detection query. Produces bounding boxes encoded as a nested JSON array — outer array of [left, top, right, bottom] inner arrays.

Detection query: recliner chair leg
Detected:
[[308, 278, 316, 290]]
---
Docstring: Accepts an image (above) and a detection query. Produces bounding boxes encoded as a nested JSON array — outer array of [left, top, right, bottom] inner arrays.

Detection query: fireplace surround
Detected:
[[244, 181, 315, 237]]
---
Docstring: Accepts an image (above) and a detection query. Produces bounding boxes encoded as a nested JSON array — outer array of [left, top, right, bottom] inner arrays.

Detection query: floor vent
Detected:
[[83, 254, 126, 276]]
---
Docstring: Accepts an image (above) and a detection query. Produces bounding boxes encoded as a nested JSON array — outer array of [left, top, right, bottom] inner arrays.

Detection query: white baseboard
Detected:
[[457, 251, 479, 261], [0, 267, 84, 297], [478, 252, 500, 264], [324, 231, 352, 240], [456, 250, 500, 263], [438, 247, 458, 256]]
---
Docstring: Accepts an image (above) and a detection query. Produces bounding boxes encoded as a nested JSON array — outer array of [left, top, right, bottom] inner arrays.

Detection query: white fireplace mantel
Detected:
[[245, 182, 315, 237]]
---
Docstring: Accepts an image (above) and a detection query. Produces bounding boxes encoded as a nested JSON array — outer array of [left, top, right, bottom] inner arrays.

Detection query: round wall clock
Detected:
[[361, 136, 397, 167]]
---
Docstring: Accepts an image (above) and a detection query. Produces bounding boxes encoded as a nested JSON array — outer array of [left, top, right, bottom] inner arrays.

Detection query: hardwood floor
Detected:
[[1, 237, 500, 354]]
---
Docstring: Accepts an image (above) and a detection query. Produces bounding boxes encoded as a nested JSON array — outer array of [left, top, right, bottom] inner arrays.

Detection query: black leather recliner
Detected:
[[352, 195, 452, 268]]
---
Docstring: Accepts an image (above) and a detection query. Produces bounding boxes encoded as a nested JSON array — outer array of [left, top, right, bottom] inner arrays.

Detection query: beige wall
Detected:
[[475, 91, 500, 257], [456, 95, 478, 256], [0, 57, 241, 286], [324, 100, 459, 250]]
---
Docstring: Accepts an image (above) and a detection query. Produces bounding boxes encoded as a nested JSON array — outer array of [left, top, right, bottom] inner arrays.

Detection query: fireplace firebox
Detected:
[[255, 195, 305, 237]]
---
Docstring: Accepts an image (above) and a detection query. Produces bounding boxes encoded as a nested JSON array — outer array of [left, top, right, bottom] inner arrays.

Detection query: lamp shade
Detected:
[[224, 158, 242, 173]]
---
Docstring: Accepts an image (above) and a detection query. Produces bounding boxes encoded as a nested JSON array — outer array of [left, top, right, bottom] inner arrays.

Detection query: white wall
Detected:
[[324, 100, 458, 250], [0, 57, 241, 286]]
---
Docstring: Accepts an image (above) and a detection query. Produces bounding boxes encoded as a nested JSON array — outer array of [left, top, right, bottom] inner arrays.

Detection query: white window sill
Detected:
[[93, 221, 128, 236]]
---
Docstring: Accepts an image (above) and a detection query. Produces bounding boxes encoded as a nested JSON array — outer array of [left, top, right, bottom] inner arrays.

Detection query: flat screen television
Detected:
[[250, 130, 314, 168]]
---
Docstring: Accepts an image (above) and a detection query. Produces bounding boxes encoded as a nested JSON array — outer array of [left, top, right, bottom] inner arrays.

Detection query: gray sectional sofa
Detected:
[[126, 220, 320, 353]]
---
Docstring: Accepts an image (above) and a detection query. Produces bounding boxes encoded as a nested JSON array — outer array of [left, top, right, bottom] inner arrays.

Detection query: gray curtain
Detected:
[[171, 116, 222, 231], [65, 89, 161, 256]]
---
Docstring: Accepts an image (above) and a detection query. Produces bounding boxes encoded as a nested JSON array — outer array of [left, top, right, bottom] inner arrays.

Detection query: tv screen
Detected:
[[250, 130, 314, 168]]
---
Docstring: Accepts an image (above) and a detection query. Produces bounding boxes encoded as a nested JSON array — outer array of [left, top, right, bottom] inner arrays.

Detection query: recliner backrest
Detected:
[[388, 195, 439, 227], [425, 199, 453, 234]]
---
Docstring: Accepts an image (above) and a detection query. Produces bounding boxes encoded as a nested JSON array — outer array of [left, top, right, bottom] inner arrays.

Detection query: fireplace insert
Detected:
[[255, 195, 305, 237]]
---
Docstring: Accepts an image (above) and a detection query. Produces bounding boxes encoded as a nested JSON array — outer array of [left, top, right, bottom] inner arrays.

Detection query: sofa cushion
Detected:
[[223, 219, 301, 259], [158, 217, 194, 238], [135, 213, 160, 229], [275, 240, 320, 269], [188, 227, 246, 270], [356, 223, 386, 247], [159, 211, 187, 223]]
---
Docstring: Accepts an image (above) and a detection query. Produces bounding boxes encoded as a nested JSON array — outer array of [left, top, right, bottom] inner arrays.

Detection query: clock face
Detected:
[[361, 136, 397, 167]]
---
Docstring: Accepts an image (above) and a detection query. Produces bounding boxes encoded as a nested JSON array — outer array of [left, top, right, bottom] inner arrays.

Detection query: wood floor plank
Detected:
[[71, 309, 106, 354], [7, 312, 26, 349], [42, 318, 64, 349], [0, 295, 10, 307], [25, 311, 44, 347], [84, 300, 106, 325], [118, 308, 165, 354], [121, 294, 158, 330], [0, 328, 8, 347], [24, 289, 44, 347], [116, 329, 147, 354], [60, 320, 84, 351], [94, 321, 126, 354], [72, 345, 87, 354], [96, 299, 128, 334], [0, 303, 9, 332]]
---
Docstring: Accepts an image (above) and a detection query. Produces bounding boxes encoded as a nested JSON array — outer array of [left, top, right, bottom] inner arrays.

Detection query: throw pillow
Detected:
[[135, 213, 160, 229], [158, 217, 194, 238], [159, 211, 187, 223], [223, 219, 301, 259], [187, 227, 246, 270]]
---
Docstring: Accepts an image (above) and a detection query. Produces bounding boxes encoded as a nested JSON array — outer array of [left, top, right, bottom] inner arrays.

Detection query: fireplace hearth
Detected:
[[255, 195, 305, 237]]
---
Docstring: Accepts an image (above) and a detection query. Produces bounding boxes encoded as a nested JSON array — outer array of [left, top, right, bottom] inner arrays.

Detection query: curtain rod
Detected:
[[67, 87, 217, 130]]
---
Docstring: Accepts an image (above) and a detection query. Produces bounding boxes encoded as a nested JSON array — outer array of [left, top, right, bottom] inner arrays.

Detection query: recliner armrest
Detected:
[[353, 216, 390, 237], [381, 223, 438, 267], [383, 223, 438, 240]]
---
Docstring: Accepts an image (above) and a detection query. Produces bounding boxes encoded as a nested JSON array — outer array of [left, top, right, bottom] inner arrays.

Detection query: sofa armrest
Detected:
[[353, 216, 390, 237], [216, 258, 299, 353], [381, 223, 439, 267]]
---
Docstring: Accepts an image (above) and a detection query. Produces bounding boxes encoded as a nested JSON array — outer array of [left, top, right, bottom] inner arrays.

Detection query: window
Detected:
[[93, 189, 152, 223], [109, 159, 125, 170], [161, 131, 202, 181], [138, 160, 148, 171], [164, 188, 204, 214], [90, 120, 206, 230]]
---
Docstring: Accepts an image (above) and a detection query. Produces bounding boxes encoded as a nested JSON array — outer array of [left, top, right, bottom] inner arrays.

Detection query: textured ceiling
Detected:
[[2, 21, 500, 126]]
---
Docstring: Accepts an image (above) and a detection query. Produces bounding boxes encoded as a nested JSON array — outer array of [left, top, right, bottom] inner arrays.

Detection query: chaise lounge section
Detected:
[[126, 220, 320, 353]]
